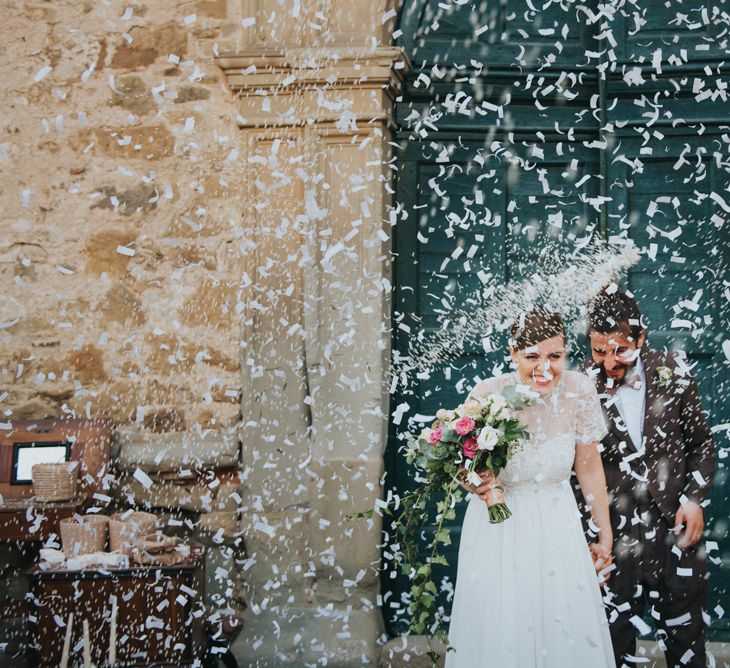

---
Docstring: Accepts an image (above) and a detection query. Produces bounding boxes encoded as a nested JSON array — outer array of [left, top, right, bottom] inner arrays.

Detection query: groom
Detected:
[[581, 288, 715, 668]]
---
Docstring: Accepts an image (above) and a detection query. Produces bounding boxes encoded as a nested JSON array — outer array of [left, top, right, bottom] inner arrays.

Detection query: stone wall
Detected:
[[1, 0, 405, 665]]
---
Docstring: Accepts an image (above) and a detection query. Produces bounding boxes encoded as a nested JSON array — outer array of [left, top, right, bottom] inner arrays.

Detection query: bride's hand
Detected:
[[457, 468, 498, 501], [589, 542, 613, 585]]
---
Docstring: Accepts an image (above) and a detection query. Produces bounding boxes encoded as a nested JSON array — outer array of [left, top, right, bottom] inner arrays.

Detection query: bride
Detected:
[[445, 307, 616, 668]]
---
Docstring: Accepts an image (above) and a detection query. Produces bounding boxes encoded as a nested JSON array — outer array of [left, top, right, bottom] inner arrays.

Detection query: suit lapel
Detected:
[[641, 347, 660, 456], [592, 366, 633, 449]]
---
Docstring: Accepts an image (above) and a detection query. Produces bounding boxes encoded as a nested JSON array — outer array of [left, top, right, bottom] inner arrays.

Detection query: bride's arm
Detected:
[[574, 441, 613, 558]]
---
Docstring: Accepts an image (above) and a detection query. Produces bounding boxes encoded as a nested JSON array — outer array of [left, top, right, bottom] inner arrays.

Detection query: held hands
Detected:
[[674, 501, 704, 548], [589, 542, 613, 586]]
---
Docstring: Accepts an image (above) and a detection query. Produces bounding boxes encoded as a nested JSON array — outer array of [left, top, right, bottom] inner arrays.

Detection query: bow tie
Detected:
[[606, 368, 643, 395]]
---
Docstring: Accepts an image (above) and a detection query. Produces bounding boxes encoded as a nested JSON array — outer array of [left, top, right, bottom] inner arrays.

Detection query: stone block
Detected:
[[84, 229, 137, 277], [204, 545, 242, 609], [38, 379, 75, 401], [72, 125, 175, 161], [111, 23, 187, 70], [114, 427, 240, 472], [142, 407, 186, 433], [307, 457, 383, 584], [116, 475, 214, 513], [214, 482, 244, 512], [231, 605, 385, 668], [238, 508, 310, 599], [109, 75, 155, 115], [90, 184, 158, 217], [195, 511, 240, 545]]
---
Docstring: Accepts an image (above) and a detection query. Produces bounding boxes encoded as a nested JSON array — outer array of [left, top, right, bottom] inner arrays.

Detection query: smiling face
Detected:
[[589, 329, 646, 382], [510, 334, 566, 394]]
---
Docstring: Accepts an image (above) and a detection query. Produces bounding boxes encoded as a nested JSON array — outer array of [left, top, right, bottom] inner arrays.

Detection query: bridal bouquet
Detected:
[[407, 384, 532, 524], [375, 384, 533, 644]]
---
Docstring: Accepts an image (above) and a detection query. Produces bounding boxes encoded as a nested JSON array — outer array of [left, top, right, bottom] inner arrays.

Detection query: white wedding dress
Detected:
[[445, 370, 616, 668]]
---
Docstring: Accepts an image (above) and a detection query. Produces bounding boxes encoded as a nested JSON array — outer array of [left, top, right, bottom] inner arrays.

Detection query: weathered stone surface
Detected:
[[72, 125, 175, 161], [99, 284, 145, 326], [117, 475, 215, 512], [174, 85, 211, 103], [144, 333, 196, 375], [180, 280, 238, 328], [0, 4, 399, 667], [109, 74, 156, 115], [5, 399, 59, 420], [194, 0, 228, 19], [142, 407, 186, 433], [38, 379, 75, 401], [214, 482, 244, 512], [84, 229, 137, 276], [67, 344, 107, 383], [205, 545, 241, 609], [232, 605, 385, 668], [90, 184, 158, 217], [195, 510, 240, 545], [308, 457, 382, 585], [115, 427, 240, 472], [238, 508, 310, 599], [111, 23, 187, 69]]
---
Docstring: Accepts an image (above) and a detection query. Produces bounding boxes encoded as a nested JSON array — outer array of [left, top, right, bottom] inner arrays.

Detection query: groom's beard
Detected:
[[600, 362, 633, 386]]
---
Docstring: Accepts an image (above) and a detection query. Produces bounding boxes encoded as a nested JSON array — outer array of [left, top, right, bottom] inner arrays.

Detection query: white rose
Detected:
[[436, 408, 455, 421], [477, 426, 500, 451], [420, 427, 433, 442]]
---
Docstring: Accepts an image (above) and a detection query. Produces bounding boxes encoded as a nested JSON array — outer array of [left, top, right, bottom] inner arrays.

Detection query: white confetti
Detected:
[[133, 468, 153, 490], [33, 65, 52, 83]]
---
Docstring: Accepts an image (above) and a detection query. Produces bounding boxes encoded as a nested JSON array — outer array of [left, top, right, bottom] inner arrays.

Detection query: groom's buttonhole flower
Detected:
[[655, 365, 673, 389]]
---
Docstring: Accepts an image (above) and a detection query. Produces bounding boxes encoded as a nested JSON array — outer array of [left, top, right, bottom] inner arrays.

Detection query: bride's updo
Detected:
[[509, 306, 565, 351]]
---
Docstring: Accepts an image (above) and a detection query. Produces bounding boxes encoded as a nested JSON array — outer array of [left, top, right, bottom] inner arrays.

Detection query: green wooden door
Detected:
[[386, 0, 730, 639]]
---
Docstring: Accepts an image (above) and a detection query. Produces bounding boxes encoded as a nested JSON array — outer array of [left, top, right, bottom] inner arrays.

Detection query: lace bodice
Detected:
[[468, 370, 607, 488]]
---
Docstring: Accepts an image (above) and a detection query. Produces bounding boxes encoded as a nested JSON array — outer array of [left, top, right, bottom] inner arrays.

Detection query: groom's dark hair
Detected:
[[588, 286, 645, 342]]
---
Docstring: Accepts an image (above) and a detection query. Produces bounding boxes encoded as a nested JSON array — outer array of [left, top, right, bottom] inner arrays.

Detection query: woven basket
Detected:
[[60, 514, 109, 557], [31, 462, 79, 502], [108, 511, 158, 554]]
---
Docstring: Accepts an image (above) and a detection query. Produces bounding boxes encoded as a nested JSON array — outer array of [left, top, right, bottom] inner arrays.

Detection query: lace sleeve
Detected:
[[467, 374, 510, 401], [575, 375, 607, 446]]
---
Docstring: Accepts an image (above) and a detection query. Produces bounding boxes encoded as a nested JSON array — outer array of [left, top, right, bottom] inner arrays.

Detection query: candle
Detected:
[[60, 612, 73, 668], [109, 595, 118, 665], [83, 619, 91, 668]]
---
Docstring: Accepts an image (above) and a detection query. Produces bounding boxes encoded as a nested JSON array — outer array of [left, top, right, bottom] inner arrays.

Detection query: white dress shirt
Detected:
[[615, 356, 646, 450]]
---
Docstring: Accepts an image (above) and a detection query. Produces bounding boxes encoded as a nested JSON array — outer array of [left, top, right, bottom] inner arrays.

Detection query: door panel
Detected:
[[390, 0, 729, 641]]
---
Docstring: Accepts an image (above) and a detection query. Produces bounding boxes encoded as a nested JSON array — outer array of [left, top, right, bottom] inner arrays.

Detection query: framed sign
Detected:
[[11, 442, 71, 485]]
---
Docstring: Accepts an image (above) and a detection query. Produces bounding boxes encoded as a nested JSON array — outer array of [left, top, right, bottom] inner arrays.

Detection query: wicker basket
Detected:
[[31, 462, 79, 502], [60, 514, 109, 557], [108, 511, 158, 554]]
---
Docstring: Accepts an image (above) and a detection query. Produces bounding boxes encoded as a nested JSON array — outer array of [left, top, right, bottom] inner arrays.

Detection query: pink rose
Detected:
[[462, 436, 478, 459], [454, 417, 475, 436], [428, 427, 443, 444]]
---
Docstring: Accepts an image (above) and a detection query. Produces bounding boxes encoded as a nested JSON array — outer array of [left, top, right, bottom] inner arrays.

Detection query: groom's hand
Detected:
[[674, 501, 704, 548]]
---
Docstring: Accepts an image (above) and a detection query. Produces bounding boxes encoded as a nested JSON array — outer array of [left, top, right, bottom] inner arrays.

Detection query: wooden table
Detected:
[[0, 498, 82, 541], [27, 551, 206, 667]]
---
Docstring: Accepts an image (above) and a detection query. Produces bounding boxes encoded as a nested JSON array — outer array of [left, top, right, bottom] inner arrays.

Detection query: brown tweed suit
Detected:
[[579, 347, 715, 668]]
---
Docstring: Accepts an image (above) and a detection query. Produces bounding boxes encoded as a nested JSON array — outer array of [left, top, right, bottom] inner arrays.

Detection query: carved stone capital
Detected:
[[216, 46, 410, 128]]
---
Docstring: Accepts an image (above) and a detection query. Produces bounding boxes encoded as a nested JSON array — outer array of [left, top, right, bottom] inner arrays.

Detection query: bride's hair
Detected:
[[509, 306, 565, 351]]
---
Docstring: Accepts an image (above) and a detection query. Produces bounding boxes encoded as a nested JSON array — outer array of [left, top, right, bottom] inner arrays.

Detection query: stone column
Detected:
[[217, 2, 407, 664]]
